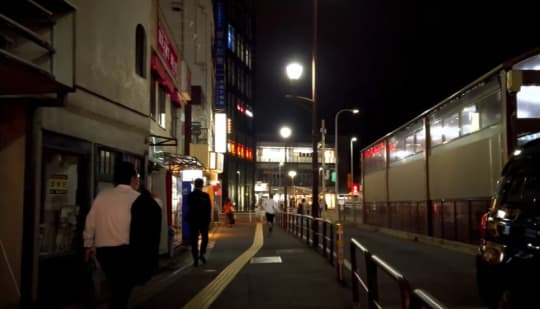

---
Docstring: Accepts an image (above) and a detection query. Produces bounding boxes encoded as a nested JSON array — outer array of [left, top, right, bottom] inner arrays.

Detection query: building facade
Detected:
[[359, 49, 540, 245], [255, 142, 336, 209], [214, 0, 256, 211], [0, 0, 218, 306]]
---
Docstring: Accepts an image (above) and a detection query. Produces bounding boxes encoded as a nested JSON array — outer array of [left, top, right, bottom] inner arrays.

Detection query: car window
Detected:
[[501, 175, 540, 206]]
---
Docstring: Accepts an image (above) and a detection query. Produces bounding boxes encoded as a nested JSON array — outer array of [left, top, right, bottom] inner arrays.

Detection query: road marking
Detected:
[[182, 223, 263, 309]]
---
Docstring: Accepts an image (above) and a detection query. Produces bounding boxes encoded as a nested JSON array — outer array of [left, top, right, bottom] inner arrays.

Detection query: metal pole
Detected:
[[311, 0, 319, 219], [321, 120, 326, 208], [311, 0, 319, 252], [350, 137, 356, 189], [335, 112, 339, 220], [284, 144, 287, 211]]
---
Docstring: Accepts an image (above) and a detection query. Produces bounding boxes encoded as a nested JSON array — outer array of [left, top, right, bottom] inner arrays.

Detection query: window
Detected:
[[517, 86, 540, 119], [135, 24, 146, 77], [443, 112, 460, 141], [479, 91, 501, 128], [364, 142, 386, 173], [157, 86, 167, 128], [461, 105, 480, 135], [430, 119, 443, 146]]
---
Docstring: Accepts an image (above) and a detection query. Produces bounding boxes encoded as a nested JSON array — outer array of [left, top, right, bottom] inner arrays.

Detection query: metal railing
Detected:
[[278, 212, 335, 265], [277, 212, 449, 309], [350, 238, 448, 309]]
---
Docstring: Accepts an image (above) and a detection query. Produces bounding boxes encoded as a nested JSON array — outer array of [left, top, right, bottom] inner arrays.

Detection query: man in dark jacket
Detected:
[[130, 188, 162, 285], [186, 178, 211, 266]]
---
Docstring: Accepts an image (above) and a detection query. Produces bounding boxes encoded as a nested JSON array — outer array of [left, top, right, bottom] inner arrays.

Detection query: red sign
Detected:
[[157, 21, 178, 79]]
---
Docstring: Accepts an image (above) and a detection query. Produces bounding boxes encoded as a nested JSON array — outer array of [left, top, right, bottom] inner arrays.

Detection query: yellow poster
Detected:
[[48, 174, 68, 194]]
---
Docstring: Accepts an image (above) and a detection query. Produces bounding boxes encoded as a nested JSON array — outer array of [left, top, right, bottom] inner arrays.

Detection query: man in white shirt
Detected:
[[262, 193, 280, 232], [83, 161, 140, 309]]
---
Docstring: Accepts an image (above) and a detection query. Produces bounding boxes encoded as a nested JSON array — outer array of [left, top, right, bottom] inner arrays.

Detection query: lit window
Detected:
[[157, 86, 167, 129], [461, 105, 480, 135], [517, 86, 540, 118]]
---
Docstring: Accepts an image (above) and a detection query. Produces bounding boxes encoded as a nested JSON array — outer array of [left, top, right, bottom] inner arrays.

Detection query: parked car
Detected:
[[476, 139, 540, 308]]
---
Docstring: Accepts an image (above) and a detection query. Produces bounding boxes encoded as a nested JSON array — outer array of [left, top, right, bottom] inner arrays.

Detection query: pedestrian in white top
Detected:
[[83, 161, 140, 309], [262, 193, 280, 232]]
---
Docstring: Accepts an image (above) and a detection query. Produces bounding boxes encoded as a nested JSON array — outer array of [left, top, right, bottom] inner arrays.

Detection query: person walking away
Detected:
[[262, 193, 280, 232], [83, 161, 140, 309], [186, 178, 211, 267], [257, 197, 266, 222], [223, 197, 235, 227], [129, 187, 161, 286], [300, 198, 310, 215]]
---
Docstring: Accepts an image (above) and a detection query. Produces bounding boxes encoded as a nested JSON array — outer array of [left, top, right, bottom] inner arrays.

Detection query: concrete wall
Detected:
[[0, 105, 26, 306], [429, 127, 503, 199], [72, 0, 151, 115], [363, 170, 386, 202], [388, 158, 426, 201]]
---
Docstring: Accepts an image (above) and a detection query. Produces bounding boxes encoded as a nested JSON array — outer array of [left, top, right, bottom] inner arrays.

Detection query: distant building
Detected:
[[214, 0, 256, 211], [255, 142, 336, 208]]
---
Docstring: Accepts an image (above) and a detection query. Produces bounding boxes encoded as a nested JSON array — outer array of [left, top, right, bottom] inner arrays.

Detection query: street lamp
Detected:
[[334, 108, 359, 221], [288, 170, 297, 202], [284, 0, 319, 249], [280, 126, 291, 210], [285, 1, 318, 220], [350, 137, 357, 190]]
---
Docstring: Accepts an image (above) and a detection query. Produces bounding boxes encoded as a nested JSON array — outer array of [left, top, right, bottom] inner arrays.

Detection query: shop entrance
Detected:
[[38, 140, 91, 305]]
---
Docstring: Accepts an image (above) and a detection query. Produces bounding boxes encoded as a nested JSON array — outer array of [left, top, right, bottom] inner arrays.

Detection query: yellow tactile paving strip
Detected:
[[182, 223, 263, 309]]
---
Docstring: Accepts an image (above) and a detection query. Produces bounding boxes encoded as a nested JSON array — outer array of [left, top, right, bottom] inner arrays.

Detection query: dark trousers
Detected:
[[265, 213, 275, 224], [96, 245, 134, 309], [190, 224, 209, 261]]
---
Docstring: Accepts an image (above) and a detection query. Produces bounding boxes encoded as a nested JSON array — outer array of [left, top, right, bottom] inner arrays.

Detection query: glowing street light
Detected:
[[288, 170, 297, 200], [286, 62, 303, 80], [334, 108, 359, 221]]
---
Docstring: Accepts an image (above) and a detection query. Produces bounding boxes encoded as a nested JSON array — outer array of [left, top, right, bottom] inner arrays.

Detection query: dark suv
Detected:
[[476, 139, 540, 308]]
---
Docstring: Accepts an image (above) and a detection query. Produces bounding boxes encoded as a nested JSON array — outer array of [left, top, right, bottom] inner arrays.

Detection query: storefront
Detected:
[[37, 131, 144, 303]]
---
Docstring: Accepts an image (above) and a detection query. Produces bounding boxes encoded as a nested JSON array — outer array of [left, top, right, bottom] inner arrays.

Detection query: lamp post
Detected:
[[350, 137, 357, 190], [288, 170, 297, 203], [334, 108, 359, 221], [236, 170, 240, 209], [284, 0, 318, 219], [285, 0, 319, 249], [280, 126, 291, 210]]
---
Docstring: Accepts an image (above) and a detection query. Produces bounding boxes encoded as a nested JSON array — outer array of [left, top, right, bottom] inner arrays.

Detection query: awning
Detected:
[[147, 135, 177, 146]]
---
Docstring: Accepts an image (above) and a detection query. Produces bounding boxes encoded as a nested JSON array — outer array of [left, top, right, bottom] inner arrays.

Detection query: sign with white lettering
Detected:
[[157, 21, 178, 79]]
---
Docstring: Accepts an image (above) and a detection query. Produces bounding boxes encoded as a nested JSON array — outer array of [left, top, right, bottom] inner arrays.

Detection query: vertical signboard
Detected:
[[215, 0, 226, 110], [181, 181, 192, 242], [215, 112, 226, 153]]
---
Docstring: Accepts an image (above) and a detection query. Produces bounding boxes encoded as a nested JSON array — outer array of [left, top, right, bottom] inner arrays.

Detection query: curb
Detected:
[[349, 223, 478, 256]]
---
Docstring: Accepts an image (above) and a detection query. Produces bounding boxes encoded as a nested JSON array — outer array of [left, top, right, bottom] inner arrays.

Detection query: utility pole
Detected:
[[320, 120, 326, 201]]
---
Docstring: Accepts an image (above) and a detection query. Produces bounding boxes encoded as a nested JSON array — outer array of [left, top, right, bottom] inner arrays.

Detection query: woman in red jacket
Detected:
[[223, 197, 235, 227]]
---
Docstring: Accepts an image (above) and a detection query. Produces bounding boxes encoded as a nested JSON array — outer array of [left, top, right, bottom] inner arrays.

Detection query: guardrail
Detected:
[[277, 212, 449, 309], [350, 238, 448, 309], [278, 212, 334, 265]]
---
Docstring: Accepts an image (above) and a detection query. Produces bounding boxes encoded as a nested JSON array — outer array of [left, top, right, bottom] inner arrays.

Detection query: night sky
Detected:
[[254, 0, 540, 149]]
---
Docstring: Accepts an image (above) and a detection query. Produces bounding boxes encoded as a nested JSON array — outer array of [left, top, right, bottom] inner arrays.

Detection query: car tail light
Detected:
[[480, 212, 488, 244]]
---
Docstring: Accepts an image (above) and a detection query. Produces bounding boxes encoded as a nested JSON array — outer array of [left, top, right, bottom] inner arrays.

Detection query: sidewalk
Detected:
[[133, 217, 352, 308]]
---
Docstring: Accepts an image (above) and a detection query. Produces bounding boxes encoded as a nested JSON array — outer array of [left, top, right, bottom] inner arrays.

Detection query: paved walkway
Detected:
[[132, 215, 352, 308]]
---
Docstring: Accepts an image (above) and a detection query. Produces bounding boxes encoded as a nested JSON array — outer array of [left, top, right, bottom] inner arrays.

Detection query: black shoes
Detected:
[[193, 260, 199, 267], [200, 255, 207, 264]]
